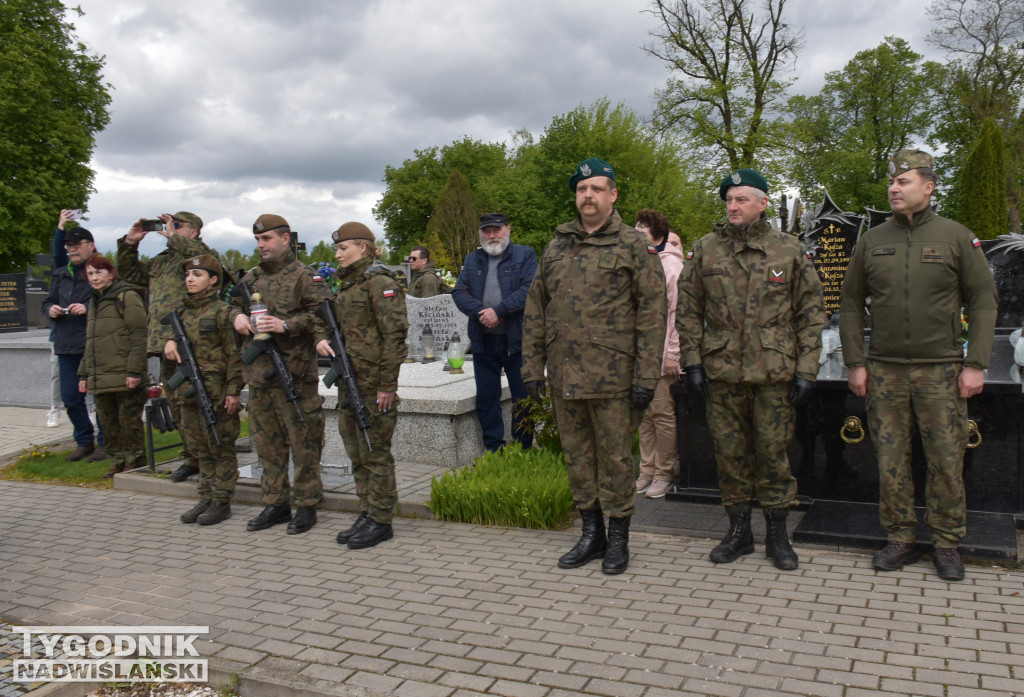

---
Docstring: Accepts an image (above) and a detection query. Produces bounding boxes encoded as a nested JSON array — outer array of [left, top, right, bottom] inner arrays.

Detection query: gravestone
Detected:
[[798, 192, 864, 317], [984, 234, 1024, 328], [0, 274, 28, 333], [406, 294, 469, 355]]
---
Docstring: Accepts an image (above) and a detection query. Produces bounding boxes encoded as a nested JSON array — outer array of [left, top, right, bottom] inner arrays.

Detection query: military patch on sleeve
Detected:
[[598, 253, 619, 270], [767, 266, 787, 284], [972, 237, 981, 248], [383, 289, 395, 298], [313, 274, 322, 282], [647, 245, 657, 254], [806, 250, 814, 259], [686, 251, 694, 260]]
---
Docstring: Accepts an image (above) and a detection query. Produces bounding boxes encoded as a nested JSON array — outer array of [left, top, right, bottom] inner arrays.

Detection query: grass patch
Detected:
[[428, 443, 574, 530], [0, 418, 249, 486]]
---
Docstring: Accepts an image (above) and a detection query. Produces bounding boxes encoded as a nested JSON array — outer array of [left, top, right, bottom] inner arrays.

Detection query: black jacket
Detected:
[[41, 262, 92, 355]]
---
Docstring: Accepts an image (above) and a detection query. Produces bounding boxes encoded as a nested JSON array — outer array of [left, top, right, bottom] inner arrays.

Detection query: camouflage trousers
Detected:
[[179, 398, 240, 502], [161, 357, 197, 470], [551, 394, 639, 518], [707, 381, 797, 509], [249, 382, 325, 508], [866, 361, 967, 547], [338, 394, 398, 525], [93, 388, 147, 474]]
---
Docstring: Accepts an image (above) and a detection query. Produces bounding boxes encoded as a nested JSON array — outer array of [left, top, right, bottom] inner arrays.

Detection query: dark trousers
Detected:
[[58, 353, 94, 447], [473, 334, 532, 452]]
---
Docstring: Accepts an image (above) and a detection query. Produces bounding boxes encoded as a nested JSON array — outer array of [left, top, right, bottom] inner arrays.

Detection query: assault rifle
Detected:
[[160, 310, 221, 446], [316, 299, 373, 451], [232, 280, 306, 424]]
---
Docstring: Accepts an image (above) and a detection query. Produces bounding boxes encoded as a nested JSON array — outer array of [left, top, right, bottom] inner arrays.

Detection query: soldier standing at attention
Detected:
[[316, 222, 408, 550], [232, 214, 331, 535], [167, 255, 243, 527], [522, 158, 667, 575], [840, 150, 997, 581], [677, 169, 824, 571], [117, 212, 218, 483]]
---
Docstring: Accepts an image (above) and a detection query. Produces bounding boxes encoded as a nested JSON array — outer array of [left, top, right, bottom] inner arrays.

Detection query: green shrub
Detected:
[[428, 443, 574, 530]]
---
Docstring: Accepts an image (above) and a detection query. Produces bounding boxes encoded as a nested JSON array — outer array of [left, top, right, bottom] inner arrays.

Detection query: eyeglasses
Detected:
[[172, 222, 185, 230]]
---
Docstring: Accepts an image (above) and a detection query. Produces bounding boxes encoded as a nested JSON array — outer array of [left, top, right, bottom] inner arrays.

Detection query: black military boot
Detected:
[[557, 509, 607, 569], [246, 504, 292, 531], [872, 541, 919, 571], [347, 519, 394, 550], [286, 507, 317, 535], [602, 516, 631, 575], [169, 464, 199, 482], [180, 499, 212, 524], [764, 509, 799, 570], [336, 512, 369, 545], [197, 501, 231, 526], [709, 506, 754, 563]]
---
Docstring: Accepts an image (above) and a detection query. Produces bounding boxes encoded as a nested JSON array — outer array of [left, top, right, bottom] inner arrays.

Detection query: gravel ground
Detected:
[[87, 685, 224, 697]]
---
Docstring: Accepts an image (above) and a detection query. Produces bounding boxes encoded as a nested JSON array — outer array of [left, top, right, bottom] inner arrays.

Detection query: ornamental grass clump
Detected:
[[428, 443, 574, 530]]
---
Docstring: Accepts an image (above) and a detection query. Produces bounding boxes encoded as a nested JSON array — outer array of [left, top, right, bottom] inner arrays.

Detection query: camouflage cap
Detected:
[[331, 221, 375, 243], [171, 211, 203, 230], [887, 149, 934, 177], [719, 169, 769, 200], [181, 253, 224, 282], [253, 214, 290, 235], [568, 158, 616, 192]]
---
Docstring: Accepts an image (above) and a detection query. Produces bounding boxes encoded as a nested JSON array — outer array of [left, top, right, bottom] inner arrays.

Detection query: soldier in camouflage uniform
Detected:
[[166, 255, 243, 527], [677, 169, 824, 571], [523, 158, 667, 575], [230, 214, 331, 535], [316, 222, 408, 550], [117, 212, 218, 482], [840, 150, 998, 581]]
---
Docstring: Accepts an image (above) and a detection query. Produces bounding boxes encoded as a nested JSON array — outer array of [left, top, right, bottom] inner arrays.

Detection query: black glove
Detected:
[[683, 365, 709, 400], [787, 376, 815, 407], [525, 380, 546, 402], [630, 384, 655, 411]]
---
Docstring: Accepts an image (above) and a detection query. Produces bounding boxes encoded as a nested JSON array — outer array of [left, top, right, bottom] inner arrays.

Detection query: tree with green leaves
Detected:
[[424, 169, 480, 271], [960, 118, 1009, 238], [926, 0, 1024, 231], [644, 0, 802, 176], [0, 0, 111, 273], [785, 37, 938, 212]]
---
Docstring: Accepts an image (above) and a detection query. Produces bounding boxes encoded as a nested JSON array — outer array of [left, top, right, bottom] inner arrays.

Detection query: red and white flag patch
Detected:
[[972, 237, 981, 248], [383, 289, 395, 298]]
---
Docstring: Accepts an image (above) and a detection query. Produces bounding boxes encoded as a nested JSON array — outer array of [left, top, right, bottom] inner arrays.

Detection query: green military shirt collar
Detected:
[[259, 249, 296, 275], [337, 256, 375, 289], [718, 216, 772, 254], [559, 210, 625, 245], [183, 286, 220, 309], [890, 206, 935, 230]]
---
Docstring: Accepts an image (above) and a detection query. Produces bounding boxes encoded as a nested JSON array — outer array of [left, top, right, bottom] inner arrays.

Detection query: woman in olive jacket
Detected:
[[77, 255, 148, 479]]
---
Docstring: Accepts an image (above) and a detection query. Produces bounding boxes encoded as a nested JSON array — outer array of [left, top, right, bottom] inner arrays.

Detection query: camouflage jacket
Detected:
[[330, 257, 409, 395], [839, 207, 998, 370], [408, 261, 446, 298], [168, 287, 243, 402], [231, 251, 331, 387], [79, 280, 148, 394], [522, 211, 667, 398], [116, 233, 218, 355], [676, 217, 825, 384]]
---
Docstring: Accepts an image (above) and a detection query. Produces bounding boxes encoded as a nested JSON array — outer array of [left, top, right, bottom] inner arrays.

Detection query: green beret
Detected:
[[719, 169, 769, 200], [887, 149, 934, 177], [569, 158, 616, 192], [331, 221, 375, 243], [253, 214, 290, 235], [171, 211, 203, 230], [181, 254, 224, 284]]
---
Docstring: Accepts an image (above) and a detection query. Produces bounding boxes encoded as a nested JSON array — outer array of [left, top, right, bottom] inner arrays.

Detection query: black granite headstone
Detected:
[[983, 235, 1024, 329], [799, 192, 864, 317], [0, 273, 28, 333]]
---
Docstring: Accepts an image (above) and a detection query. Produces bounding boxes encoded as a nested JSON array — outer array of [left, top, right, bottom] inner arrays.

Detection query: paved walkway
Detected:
[[2, 407, 1024, 696]]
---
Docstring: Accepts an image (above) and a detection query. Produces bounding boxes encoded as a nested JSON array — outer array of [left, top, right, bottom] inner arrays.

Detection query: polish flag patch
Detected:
[[972, 237, 981, 248], [647, 245, 657, 254], [383, 289, 395, 298], [313, 275, 323, 282], [686, 251, 694, 260]]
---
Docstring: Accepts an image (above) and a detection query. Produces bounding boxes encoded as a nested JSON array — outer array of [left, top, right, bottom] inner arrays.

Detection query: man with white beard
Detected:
[[453, 213, 539, 452]]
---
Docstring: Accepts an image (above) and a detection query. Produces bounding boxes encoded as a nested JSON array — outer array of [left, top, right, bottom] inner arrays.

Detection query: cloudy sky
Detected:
[[66, 0, 945, 257]]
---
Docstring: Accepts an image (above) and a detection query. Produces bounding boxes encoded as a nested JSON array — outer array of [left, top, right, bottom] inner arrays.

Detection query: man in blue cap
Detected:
[[522, 158, 667, 575], [676, 168, 825, 571]]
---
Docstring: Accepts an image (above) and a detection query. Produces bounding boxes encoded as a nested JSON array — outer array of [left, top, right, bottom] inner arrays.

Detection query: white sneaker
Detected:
[[645, 479, 671, 499], [46, 408, 60, 428]]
